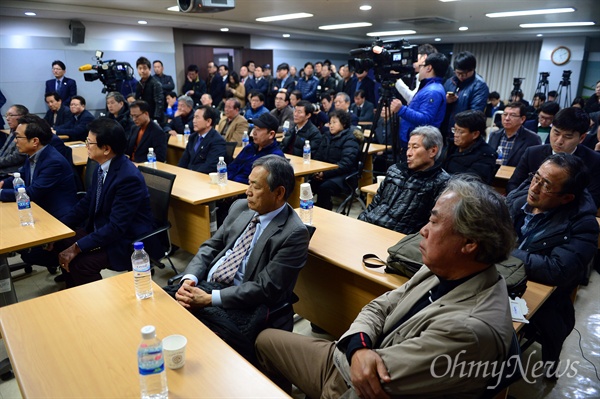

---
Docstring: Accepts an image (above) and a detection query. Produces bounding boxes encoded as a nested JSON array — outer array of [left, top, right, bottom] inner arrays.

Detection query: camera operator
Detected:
[[135, 57, 165, 126]]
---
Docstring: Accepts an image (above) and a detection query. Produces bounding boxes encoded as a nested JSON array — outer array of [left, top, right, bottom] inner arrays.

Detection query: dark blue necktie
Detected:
[[95, 167, 104, 212], [56, 79, 60, 91], [194, 135, 203, 153]]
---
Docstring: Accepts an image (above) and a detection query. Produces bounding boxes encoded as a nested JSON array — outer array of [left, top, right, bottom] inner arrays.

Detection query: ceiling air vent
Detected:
[[397, 17, 456, 25]]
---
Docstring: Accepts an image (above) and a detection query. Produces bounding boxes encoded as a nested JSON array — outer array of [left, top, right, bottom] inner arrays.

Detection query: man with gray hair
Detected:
[[359, 125, 450, 234], [256, 175, 515, 398], [165, 95, 194, 136]]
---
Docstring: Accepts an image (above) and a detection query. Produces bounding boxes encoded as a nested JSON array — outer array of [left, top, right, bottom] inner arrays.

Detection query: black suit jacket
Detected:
[[178, 128, 227, 174], [356, 76, 376, 105], [350, 101, 375, 122], [127, 121, 167, 163], [45, 77, 77, 105], [210, 75, 227, 106], [488, 126, 541, 167], [507, 144, 600, 208], [44, 105, 72, 128], [55, 109, 95, 141]]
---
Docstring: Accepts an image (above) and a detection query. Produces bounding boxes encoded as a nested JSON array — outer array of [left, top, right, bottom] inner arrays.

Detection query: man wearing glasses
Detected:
[[126, 100, 167, 163], [0, 105, 28, 177], [488, 102, 541, 166], [507, 153, 598, 379]]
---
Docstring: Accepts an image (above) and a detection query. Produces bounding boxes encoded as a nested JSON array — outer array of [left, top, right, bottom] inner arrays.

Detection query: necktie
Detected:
[[95, 167, 104, 212], [193, 135, 203, 153], [53, 112, 57, 125], [357, 107, 362, 118], [211, 216, 260, 285], [56, 79, 60, 91]]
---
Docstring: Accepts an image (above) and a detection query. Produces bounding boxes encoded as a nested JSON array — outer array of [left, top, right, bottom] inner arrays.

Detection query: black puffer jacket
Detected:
[[441, 138, 498, 184], [358, 162, 450, 234], [314, 127, 360, 179]]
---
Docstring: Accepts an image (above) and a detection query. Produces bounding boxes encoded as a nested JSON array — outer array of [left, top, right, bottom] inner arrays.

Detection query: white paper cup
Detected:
[[177, 134, 183, 141], [377, 175, 385, 185], [163, 334, 187, 369], [209, 172, 218, 184]]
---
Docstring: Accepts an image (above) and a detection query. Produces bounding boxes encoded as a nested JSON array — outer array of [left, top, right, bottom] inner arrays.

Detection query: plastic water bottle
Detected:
[[299, 183, 314, 225], [496, 146, 503, 165], [147, 147, 157, 168], [138, 325, 168, 399], [282, 120, 290, 135], [132, 242, 153, 300], [217, 156, 228, 186], [13, 172, 25, 195], [16, 187, 34, 226], [242, 131, 249, 147], [303, 140, 311, 164], [184, 124, 191, 143]]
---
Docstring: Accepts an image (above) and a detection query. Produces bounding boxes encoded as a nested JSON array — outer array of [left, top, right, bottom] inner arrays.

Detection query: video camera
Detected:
[[561, 70, 572, 85], [511, 77, 525, 96], [79, 51, 134, 93], [348, 39, 418, 85]]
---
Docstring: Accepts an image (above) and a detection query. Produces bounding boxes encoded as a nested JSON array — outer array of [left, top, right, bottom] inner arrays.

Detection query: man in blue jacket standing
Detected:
[[391, 53, 448, 154]]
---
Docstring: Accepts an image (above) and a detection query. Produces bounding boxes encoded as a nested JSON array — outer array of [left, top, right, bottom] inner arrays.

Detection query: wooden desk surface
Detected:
[[0, 273, 288, 398], [367, 143, 388, 155], [65, 141, 88, 166], [168, 134, 188, 150], [1, 129, 9, 135], [495, 165, 515, 181], [142, 162, 248, 205], [0, 202, 74, 253], [360, 182, 379, 196], [515, 281, 555, 332], [286, 154, 338, 177]]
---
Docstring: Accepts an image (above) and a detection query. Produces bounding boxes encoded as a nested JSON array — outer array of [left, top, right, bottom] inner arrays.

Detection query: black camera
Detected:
[[80, 51, 134, 93], [348, 39, 418, 85], [561, 70, 572, 85]]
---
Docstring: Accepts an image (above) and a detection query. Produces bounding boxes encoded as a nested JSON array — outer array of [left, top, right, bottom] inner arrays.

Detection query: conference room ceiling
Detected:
[[1, 0, 599, 45]]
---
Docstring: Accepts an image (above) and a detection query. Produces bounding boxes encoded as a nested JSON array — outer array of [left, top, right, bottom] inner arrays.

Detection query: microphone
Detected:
[[349, 46, 371, 56], [372, 46, 384, 55], [78, 64, 93, 71]]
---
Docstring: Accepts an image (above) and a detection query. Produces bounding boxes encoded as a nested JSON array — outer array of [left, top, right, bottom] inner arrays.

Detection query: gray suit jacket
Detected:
[[334, 266, 513, 398], [0, 131, 27, 175], [183, 199, 309, 309]]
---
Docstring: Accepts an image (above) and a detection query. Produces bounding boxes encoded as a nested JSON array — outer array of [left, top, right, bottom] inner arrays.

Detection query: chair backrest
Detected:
[[479, 331, 522, 399], [225, 141, 238, 164], [84, 158, 99, 191], [137, 165, 176, 227]]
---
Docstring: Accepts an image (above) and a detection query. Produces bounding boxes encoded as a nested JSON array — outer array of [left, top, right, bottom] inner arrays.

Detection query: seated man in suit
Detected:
[[165, 95, 195, 136], [507, 154, 598, 377], [507, 107, 600, 208], [523, 101, 561, 144], [0, 104, 28, 177], [216, 98, 249, 145], [45, 60, 77, 105], [488, 102, 541, 166], [55, 118, 161, 287], [178, 106, 226, 174], [280, 101, 321, 156], [333, 92, 359, 126], [270, 91, 294, 133], [0, 114, 78, 270], [127, 101, 167, 163], [257, 176, 515, 398], [43, 92, 71, 128], [167, 155, 309, 362], [350, 89, 375, 123], [54, 95, 95, 141], [483, 91, 505, 128]]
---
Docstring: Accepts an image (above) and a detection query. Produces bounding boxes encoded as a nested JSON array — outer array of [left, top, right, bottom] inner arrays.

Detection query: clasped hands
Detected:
[[350, 349, 391, 399], [175, 279, 212, 309]]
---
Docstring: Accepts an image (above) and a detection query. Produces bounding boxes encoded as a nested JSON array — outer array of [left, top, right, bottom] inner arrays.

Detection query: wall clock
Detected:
[[551, 46, 571, 66]]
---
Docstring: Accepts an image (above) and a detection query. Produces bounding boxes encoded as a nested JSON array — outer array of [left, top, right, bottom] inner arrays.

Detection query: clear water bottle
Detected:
[[217, 156, 228, 186], [13, 172, 25, 195], [241, 131, 249, 147], [303, 140, 311, 164], [282, 120, 290, 135], [16, 187, 34, 226], [147, 147, 157, 168], [496, 146, 503, 165], [132, 242, 153, 300], [138, 325, 168, 399], [184, 124, 191, 143], [299, 183, 314, 225]]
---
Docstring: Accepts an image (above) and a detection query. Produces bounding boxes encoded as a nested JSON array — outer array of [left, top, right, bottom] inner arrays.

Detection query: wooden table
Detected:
[[0, 273, 288, 398], [139, 162, 248, 254], [360, 143, 388, 187], [360, 182, 380, 206], [167, 135, 187, 165], [493, 165, 515, 195], [65, 141, 88, 166]]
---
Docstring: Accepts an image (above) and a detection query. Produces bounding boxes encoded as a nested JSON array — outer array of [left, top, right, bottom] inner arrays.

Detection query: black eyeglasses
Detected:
[[85, 138, 98, 147], [528, 172, 560, 194]]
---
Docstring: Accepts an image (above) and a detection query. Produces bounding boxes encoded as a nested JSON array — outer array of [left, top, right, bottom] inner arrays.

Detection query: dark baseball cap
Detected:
[[262, 63, 272, 70], [252, 113, 279, 132], [277, 63, 289, 71]]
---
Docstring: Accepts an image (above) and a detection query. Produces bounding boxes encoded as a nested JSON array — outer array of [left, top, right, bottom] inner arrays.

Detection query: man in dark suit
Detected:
[[45, 60, 77, 105], [0, 104, 28, 177], [43, 92, 71, 128], [338, 64, 357, 102], [523, 101, 561, 144], [127, 101, 167, 163], [208, 63, 227, 107], [355, 69, 376, 105], [247, 65, 269, 98], [135, 57, 165, 125], [0, 114, 78, 270], [350, 89, 375, 123], [169, 155, 309, 362], [178, 106, 226, 173], [56, 118, 160, 287], [53, 95, 95, 141], [507, 108, 600, 208], [488, 102, 541, 166]]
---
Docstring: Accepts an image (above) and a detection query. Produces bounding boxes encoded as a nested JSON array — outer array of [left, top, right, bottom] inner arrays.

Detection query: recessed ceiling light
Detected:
[[167, 5, 180, 12], [256, 13, 313, 22], [366, 30, 416, 37], [138, 20, 147, 25], [486, 7, 575, 18], [220, 28, 229, 32], [434, 38, 442, 42], [536, 33, 543, 37], [24, 11, 36, 16], [283, 34, 291, 38], [360, 5, 372, 11], [458, 26, 469, 31], [521, 22, 595, 28], [319, 22, 372, 30]]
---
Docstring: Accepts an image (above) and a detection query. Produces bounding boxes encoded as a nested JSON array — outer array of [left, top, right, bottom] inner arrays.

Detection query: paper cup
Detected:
[[163, 334, 187, 369], [377, 175, 385, 185], [177, 134, 183, 141], [209, 172, 218, 184]]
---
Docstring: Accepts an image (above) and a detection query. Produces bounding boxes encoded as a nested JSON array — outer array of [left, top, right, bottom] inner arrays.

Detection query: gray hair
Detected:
[[252, 155, 295, 200], [442, 176, 516, 265], [178, 95, 194, 108], [410, 125, 444, 160], [106, 91, 125, 104], [335, 92, 350, 103]]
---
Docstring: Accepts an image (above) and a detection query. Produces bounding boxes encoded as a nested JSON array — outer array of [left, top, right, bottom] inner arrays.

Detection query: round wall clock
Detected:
[[551, 46, 571, 66]]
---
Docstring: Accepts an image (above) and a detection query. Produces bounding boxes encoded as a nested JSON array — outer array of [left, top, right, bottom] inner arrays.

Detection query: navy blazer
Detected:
[[507, 144, 600, 208], [127, 121, 167, 163], [356, 76, 376, 105], [44, 105, 72, 128], [45, 77, 77, 105], [209, 75, 227, 107], [55, 110, 95, 141], [0, 145, 77, 220], [248, 77, 269, 97], [178, 128, 227, 174], [488, 126, 541, 167], [350, 100, 375, 123], [61, 155, 160, 270]]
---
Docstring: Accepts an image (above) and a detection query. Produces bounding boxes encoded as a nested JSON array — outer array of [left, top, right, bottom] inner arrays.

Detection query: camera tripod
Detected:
[[535, 72, 550, 99], [556, 76, 572, 108]]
